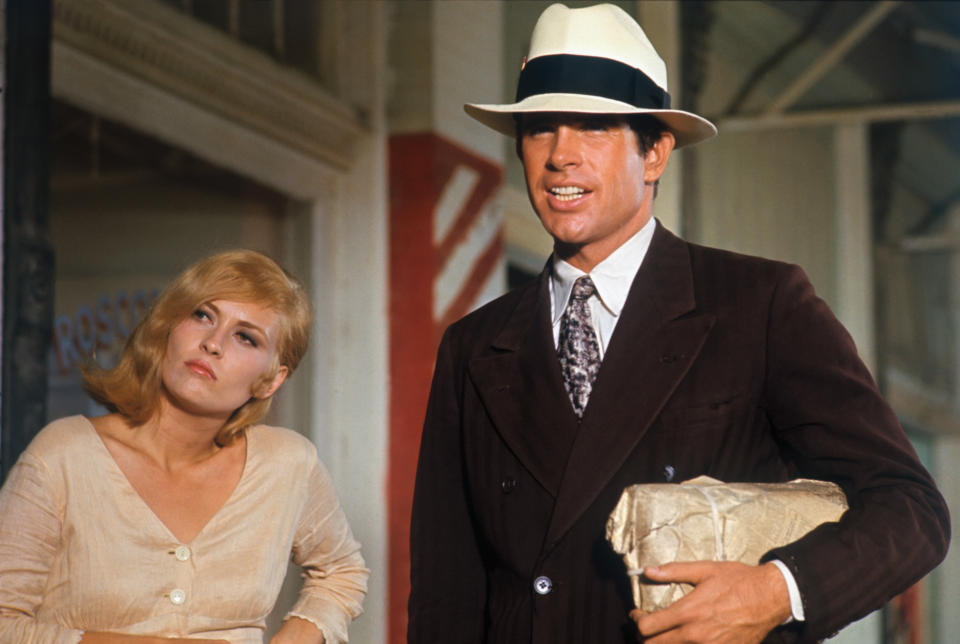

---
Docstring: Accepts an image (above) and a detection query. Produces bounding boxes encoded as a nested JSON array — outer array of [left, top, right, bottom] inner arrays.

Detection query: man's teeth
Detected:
[[550, 186, 586, 201]]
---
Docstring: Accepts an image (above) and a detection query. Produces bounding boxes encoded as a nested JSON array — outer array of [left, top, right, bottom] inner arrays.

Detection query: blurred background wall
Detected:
[[2, 1, 957, 642]]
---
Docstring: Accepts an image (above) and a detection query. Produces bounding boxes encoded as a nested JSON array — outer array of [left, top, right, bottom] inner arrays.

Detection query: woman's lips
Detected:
[[185, 360, 217, 380]]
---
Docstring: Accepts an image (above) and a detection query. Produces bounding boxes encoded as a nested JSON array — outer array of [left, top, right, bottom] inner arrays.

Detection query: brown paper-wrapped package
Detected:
[[605, 476, 847, 613]]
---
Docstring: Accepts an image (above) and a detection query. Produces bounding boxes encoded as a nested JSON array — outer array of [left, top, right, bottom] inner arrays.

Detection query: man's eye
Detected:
[[523, 122, 554, 136], [581, 119, 614, 132]]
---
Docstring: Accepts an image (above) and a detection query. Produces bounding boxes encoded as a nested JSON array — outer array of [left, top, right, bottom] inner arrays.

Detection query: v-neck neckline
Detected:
[[81, 415, 253, 545]]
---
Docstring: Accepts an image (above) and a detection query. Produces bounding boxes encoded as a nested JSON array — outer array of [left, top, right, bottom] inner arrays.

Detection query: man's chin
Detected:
[[553, 240, 585, 259]]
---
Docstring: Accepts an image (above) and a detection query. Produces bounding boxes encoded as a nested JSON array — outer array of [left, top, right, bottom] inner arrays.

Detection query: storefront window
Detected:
[[159, 0, 326, 81], [48, 99, 289, 420]]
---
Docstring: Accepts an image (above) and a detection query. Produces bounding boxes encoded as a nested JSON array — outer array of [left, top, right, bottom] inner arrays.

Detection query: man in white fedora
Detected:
[[408, 4, 949, 643]]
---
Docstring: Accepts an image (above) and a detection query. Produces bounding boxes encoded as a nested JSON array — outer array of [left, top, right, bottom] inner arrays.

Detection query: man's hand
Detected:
[[630, 561, 791, 643]]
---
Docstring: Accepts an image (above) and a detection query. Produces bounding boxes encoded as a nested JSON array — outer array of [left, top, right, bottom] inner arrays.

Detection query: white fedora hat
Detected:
[[464, 3, 716, 148]]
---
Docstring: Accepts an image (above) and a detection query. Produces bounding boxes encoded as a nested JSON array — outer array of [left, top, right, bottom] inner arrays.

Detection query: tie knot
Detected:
[[571, 276, 596, 301]]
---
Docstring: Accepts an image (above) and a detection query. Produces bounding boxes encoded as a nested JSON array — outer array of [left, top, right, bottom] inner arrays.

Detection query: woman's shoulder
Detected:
[[8, 416, 100, 487], [25, 415, 96, 460], [247, 424, 319, 466]]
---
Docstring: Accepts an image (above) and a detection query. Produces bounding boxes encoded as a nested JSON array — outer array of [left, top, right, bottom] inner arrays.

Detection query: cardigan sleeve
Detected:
[[760, 264, 950, 641], [285, 455, 369, 644], [0, 452, 84, 644]]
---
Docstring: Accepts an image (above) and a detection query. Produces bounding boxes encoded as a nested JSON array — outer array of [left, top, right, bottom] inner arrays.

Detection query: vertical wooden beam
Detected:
[[678, 0, 715, 242], [932, 433, 960, 641], [273, 0, 285, 59], [636, 0, 683, 235], [2, 0, 53, 480], [833, 123, 876, 374]]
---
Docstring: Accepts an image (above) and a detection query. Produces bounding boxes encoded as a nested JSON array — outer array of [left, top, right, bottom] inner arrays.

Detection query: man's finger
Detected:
[[633, 591, 704, 637], [643, 560, 725, 585], [634, 608, 683, 638]]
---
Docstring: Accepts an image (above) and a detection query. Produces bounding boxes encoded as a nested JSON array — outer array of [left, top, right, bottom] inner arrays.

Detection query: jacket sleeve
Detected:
[[760, 265, 950, 642], [286, 454, 369, 644], [0, 452, 84, 644], [408, 326, 488, 643]]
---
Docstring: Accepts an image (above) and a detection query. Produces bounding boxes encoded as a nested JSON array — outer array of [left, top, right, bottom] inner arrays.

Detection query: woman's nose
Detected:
[[201, 334, 222, 356]]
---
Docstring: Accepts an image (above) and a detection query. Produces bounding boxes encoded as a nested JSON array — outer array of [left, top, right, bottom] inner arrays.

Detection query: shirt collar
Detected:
[[550, 217, 657, 325]]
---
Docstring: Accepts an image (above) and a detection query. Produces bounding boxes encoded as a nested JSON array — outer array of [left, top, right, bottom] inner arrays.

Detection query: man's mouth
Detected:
[[549, 186, 588, 202]]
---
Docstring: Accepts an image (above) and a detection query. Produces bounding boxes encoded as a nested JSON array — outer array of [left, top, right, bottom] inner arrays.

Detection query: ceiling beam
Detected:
[[764, 0, 901, 114], [719, 99, 960, 132], [897, 234, 960, 253], [913, 27, 960, 56]]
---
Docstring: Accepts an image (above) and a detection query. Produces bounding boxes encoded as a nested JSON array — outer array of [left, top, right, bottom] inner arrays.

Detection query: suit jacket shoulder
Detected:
[[441, 270, 547, 357]]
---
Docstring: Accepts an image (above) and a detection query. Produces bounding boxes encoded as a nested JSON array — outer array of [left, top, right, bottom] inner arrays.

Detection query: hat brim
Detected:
[[465, 93, 716, 149]]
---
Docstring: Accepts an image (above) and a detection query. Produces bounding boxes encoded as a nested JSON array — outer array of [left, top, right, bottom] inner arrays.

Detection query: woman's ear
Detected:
[[255, 365, 289, 399]]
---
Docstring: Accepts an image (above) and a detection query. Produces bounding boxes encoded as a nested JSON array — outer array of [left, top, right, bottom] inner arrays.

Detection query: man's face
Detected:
[[519, 113, 671, 271]]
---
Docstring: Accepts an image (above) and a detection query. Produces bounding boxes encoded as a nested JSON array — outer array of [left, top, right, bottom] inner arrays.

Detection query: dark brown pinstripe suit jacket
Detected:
[[408, 222, 949, 644]]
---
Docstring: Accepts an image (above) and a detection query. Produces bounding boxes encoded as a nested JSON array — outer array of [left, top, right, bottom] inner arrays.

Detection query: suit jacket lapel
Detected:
[[467, 271, 579, 497], [546, 224, 716, 544]]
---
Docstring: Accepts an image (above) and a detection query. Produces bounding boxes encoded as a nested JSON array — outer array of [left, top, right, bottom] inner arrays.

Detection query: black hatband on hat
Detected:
[[515, 54, 671, 110]]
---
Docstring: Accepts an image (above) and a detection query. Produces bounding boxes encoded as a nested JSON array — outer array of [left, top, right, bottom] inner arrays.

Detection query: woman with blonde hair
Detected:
[[0, 250, 368, 644]]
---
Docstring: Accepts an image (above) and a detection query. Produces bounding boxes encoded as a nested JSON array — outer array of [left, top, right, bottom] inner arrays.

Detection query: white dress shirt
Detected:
[[550, 216, 656, 354], [547, 217, 805, 623]]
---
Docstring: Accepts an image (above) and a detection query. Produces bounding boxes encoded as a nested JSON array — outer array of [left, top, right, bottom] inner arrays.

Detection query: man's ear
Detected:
[[643, 131, 675, 183], [255, 365, 289, 399]]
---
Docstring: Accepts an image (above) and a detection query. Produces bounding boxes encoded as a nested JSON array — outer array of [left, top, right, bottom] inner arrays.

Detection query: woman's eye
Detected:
[[193, 309, 211, 321], [237, 332, 258, 347]]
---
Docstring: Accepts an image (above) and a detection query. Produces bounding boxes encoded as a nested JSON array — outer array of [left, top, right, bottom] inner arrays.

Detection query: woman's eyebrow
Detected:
[[235, 320, 267, 335]]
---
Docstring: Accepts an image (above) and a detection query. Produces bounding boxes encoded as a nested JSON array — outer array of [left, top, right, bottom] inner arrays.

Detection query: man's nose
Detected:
[[547, 126, 582, 169]]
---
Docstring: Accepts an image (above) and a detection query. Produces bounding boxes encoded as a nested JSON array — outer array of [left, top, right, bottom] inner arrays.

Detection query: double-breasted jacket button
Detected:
[[533, 575, 553, 595], [500, 478, 518, 493]]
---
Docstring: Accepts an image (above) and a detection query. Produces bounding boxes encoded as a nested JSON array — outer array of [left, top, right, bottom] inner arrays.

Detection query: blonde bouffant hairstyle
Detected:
[[83, 250, 312, 445]]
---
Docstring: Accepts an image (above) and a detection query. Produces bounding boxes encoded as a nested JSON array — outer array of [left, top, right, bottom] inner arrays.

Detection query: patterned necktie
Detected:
[[557, 276, 602, 420]]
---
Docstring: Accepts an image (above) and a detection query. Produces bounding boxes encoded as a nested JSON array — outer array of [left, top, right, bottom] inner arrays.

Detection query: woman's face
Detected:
[[160, 299, 288, 421]]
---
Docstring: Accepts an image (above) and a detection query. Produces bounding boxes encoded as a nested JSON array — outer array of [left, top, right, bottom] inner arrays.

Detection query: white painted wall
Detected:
[[693, 126, 838, 306], [433, 0, 504, 165], [308, 100, 389, 644], [932, 435, 960, 643], [933, 211, 960, 643], [282, 8, 389, 643]]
